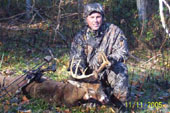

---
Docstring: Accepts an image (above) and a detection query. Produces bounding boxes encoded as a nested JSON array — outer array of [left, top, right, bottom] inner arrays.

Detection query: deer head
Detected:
[[68, 80, 109, 104]]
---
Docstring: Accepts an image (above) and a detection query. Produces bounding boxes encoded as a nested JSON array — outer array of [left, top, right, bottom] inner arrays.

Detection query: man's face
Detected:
[[86, 12, 103, 31]]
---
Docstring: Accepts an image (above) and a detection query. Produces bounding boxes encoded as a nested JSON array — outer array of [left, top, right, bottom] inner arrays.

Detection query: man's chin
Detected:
[[92, 27, 100, 30]]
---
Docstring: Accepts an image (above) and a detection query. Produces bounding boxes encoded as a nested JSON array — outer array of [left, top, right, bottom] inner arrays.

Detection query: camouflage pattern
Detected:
[[69, 23, 129, 105], [83, 3, 105, 25], [83, 3, 104, 18]]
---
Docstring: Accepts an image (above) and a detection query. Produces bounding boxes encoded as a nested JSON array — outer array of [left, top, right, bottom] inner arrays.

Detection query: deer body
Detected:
[[0, 75, 108, 106], [24, 79, 108, 106]]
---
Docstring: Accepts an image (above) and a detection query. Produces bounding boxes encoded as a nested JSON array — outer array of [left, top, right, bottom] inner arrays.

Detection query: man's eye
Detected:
[[97, 16, 102, 18]]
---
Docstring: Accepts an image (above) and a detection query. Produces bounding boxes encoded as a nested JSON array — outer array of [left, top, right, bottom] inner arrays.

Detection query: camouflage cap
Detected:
[[83, 3, 104, 18]]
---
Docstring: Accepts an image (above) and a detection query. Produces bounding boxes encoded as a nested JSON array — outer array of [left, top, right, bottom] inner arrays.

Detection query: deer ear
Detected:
[[67, 80, 81, 88]]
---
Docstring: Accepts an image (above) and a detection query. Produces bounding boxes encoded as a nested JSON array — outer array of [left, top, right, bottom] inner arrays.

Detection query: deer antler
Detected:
[[70, 52, 111, 79], [96, 52, 111, 73], [70, 56, 94, 79]]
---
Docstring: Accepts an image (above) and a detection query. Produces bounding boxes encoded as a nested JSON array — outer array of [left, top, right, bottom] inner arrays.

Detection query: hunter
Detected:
[[68, 2, 129, 110]]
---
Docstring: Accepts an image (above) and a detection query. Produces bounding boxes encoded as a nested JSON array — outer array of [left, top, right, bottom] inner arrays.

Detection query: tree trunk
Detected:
[[78, 0, 83, 28], [159, 0, 170, 37], [136, 0, 148, 38], [26, 0, 31, 19], [136, 0, 148, 23], [7, 0, 11, 12], [78, 0, 83, 15]]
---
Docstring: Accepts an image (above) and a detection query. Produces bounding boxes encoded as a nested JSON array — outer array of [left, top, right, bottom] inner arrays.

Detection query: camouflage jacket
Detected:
[[69, 23, 128, 74]]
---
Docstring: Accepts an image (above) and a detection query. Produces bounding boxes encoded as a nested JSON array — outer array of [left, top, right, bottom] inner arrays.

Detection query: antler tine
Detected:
[[70, 56, 81, 77], [101, 52, 109, 62], [96, 52, 111, 73], [70, 56, 75, 75], [70, 52, 111, 80], [80, 68, 88, 75], [75, 59, 81, 76], [70, 56, 94, 79]]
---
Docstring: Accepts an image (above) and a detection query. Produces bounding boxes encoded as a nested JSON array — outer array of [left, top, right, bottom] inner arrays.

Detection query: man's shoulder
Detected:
[[106, 23, 122, 32], [73, 27, 87, 43], [105, 23, 126, 39], [74, 27, 86, 39]]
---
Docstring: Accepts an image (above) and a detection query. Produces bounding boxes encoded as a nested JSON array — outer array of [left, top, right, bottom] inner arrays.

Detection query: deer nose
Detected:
[[99, 96, 109, 104], [83, 93, 90, 100], [103, 97, 109, 104]]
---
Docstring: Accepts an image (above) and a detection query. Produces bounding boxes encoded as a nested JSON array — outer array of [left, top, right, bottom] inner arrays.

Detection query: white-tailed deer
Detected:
[[0, 75, 108, 106], [0, 52, 110, 106], [22, 78, 109, 106]]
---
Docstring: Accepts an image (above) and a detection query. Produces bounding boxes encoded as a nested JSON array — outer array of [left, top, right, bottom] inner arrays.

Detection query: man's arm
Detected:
[[69, 33, 87, 73], [108, 28, 129, 64]]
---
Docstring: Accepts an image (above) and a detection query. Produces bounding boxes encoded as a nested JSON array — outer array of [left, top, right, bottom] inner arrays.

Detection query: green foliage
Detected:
[[1, 0, 167, 50], [145, 30, 154, 41]]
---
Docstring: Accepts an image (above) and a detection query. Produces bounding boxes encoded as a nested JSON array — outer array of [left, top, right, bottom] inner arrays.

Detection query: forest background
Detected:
[[0, 0, 169, 113]]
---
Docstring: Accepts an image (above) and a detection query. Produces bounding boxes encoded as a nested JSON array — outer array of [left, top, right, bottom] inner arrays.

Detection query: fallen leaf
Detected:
[[20, 96, 29, 105], [12, 103, 18, 106], [22, 96, 29, 102], [18, 109, 31, 113], [5, 100, 10, 105], [101, 105, 106, 109], [4, 55, 9, 62], [0, 41, 2, 46], [4, 105, 9, 112], [109, 107, 115, 113], [162, 104, 169, 108], [64, 109, 70, 113], [4, 68, 15, 75]]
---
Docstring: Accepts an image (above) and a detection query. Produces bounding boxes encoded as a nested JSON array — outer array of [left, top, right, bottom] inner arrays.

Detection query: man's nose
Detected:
[[93, 18, 98, 22]]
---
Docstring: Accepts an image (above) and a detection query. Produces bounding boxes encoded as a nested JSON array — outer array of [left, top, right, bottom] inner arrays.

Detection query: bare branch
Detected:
[[162, 0, 170, 12], [0, 12, 26, 21], [159, 0, 170, 37], [0, 21, 47, 31], [140, 54, 162, 66]]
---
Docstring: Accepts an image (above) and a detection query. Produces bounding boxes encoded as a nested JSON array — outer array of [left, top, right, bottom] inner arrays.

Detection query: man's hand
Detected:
[[89, 52, 102, 70], [89, 56, 100, 69], [89, 52, 111, 70]]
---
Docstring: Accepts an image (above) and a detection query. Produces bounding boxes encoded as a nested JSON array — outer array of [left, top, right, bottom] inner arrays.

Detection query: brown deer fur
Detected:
[[0, 75, 107, 106]]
